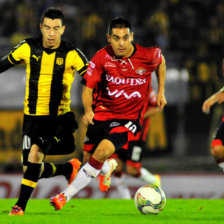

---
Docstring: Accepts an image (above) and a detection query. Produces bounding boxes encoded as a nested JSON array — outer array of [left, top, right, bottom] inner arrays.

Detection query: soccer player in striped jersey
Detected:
[[50, 17, 166, 210], [1, 8, 89, 215]]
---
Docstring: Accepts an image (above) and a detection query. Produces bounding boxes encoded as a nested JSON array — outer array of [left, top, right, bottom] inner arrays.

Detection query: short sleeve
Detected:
[[8, 40, 30, 64], [72, 48, 89, 76]]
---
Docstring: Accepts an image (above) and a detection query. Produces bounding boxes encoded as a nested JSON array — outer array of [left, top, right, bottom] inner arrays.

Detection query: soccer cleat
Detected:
[[9, 205, 24, 216], [50, 193, 66, 210], [154, 174, 161, 188], [67, 158, 81, 185], [98, 158, 118, 192]]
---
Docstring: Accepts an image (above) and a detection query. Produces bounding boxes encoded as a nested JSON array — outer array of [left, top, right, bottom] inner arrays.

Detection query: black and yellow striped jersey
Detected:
[[7, 37, 88, 116]]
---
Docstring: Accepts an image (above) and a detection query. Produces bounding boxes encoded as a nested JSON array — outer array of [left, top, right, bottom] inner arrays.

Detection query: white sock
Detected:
[[62, 162, 101, 201], [113, 175, 131, 199], [100, 160, 110, 175], [218, 162, 224, 171], [140, 167, 156, 184]]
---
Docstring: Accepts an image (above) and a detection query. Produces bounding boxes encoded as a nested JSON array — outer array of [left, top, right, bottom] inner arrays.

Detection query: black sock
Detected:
[[16, 163, 41, 211], [40, 162, 72, 180]]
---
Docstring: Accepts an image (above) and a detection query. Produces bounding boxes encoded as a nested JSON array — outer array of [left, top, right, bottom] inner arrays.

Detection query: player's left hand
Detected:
[[157, 92, 167, 111], [83, 111, 94, 126]]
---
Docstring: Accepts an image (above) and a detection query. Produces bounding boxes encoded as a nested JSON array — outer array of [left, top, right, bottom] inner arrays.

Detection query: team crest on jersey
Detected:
[[105, 54, 112, 60], [56, 57, 64, 65], [87, 67, 93, 76], [136, 67, 146, 75]]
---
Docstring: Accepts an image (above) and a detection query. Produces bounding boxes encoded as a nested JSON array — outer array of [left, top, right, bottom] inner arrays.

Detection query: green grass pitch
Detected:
[[1, 199, 224, 224]]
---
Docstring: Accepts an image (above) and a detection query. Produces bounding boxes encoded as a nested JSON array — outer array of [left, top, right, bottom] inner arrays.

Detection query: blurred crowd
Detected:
[[0, 0, 223, 59], [0, 0, 223, 102]]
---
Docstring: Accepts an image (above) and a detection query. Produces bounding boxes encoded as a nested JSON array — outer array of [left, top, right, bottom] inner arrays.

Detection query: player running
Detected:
[[50, 17, 166, 210], [6, 8, 88, 215]]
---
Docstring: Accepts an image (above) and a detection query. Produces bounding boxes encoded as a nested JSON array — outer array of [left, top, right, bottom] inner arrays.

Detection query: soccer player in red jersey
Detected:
[[51, 17, 167, 210], [111, 87, 161, 199], [202, 86, 224, 171]]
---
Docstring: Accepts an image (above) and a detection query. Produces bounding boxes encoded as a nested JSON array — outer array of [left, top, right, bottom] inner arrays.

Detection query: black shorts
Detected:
[[212, 118, 224, 147], [115, 140, 143, 163], [22, 112, 78, 165], [83, 119, 141, 154]]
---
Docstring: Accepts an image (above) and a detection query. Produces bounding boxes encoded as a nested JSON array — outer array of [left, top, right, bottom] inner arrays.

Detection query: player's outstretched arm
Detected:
[[156, 55, 167, 111], [202, 86, 224, 114], [82, 86, 94, 126]]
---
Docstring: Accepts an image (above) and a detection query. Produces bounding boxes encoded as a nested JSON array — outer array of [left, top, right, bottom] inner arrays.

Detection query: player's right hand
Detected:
[[202, 99, 212, 114], [83, 111, 94, 126]]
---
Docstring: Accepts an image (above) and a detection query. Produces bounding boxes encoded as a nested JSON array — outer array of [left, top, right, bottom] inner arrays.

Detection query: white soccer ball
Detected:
[[134, 184, 166, 215]]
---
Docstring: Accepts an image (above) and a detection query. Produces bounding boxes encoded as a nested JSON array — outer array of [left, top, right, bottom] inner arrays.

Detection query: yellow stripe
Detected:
[[36, 51, 55, 114], [50, 163, 57, 176], [79, 68, 87, 76], [7, 56, 14, 64], [21, 178, 37, 188]]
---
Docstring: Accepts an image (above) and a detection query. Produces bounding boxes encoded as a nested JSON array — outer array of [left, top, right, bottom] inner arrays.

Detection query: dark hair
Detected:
[[40, 7, 64, 25], [107, 17, 131, 35]]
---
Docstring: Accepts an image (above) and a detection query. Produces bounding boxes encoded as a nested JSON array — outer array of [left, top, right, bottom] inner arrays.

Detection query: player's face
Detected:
[[107, 28, 134, 58], [40, 18, 65, 49]]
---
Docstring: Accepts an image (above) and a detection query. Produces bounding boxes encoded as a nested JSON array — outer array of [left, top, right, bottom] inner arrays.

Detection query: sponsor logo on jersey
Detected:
[[56, 57, 64, 65], [109, 122, 120, 127], [136, 67, 146, 75], [105, 62, 116, 68], [105, 74, 146, 86], [106, 87, 141, 99]]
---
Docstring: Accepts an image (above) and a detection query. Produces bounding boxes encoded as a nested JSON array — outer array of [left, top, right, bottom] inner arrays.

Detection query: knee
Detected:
[[93, 140, 115, 162], [93, 149, 111, 162], [126, 165, 139, 177], [28, 144, 44, 163], [211, 145, 224, 158]]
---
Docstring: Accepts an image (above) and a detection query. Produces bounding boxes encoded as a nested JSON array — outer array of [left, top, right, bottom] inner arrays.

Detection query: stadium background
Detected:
[[0, 0, 224, 198]]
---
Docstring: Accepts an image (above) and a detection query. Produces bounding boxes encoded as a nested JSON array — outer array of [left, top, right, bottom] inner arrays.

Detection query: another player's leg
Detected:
[[50, 139, 116, 210], [39, 158, 81, 185], [109, 154, 131, 198], [127, 141, 161, 187], [211, 141, 224, 172], [139, 167, 161, 187], [210, 121, 224, 172], [113, 173, 131, 199], [9, 144, 43, 215], [126, 162, 161, 187]]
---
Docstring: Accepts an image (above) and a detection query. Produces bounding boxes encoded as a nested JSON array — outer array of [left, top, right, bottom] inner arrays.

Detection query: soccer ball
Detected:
[[134, 184, 166, 215]]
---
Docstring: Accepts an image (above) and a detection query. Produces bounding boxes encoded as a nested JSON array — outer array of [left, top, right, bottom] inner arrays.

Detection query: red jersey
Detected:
[[83, 44, 162, 121]]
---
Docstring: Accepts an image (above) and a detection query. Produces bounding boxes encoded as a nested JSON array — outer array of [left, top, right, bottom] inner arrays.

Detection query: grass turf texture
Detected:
[[1, 199, 224, 224]]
